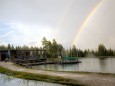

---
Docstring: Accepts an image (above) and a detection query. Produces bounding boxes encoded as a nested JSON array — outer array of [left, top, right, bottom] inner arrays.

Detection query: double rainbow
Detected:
[[72, 0, 105, 46]]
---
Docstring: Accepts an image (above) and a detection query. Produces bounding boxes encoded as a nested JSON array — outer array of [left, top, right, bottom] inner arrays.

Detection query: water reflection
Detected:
[[32, 57, 115, 73], [99, 58, 107, 73], [0, 74, 65, 86]]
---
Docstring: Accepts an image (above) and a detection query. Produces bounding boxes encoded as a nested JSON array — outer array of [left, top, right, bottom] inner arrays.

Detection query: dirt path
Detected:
[[0, 62, 115, 86]]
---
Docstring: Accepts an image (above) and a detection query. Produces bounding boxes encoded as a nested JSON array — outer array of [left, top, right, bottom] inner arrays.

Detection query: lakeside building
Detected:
[[0, 49, 47, 62]]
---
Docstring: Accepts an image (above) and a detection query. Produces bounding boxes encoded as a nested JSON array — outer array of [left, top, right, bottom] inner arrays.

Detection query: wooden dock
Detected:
[[13, 59, 81, 67]]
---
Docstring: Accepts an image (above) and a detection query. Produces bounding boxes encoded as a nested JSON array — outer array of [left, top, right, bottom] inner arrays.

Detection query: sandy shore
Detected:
[[0, 62, 115, 86]]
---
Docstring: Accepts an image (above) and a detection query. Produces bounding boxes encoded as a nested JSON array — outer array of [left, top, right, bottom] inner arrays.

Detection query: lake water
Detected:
[[32, 57, 115, 74], [0, 73, 66, 86]]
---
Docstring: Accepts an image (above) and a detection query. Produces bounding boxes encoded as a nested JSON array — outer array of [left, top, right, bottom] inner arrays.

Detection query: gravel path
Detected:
[[0, 62, 115, 86]]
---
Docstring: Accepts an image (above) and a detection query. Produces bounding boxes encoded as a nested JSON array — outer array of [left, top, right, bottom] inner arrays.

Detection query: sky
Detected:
[[0, 0, 115, 50]]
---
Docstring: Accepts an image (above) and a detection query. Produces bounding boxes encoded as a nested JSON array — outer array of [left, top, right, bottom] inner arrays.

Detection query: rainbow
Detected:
[[72, 0, 104, 47], [54, 0, 75, 39]]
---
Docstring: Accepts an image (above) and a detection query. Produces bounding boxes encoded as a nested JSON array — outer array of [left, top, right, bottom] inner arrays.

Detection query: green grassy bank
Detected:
[[0, 66, 84, 86]]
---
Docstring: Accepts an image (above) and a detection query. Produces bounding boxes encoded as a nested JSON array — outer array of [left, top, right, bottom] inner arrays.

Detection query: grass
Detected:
[[0, 66, 84, 86]]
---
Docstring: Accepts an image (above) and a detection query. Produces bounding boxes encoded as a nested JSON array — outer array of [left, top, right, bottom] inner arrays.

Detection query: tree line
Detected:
[[67, 44, 115, 57], [0, 37, 115, 57], [0, 44, 40, 50], [42, 38, 115, 57]]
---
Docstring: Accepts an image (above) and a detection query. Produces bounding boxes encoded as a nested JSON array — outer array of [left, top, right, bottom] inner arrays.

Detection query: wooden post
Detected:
[[12, 51, 15, 61], [30, 51, 33, 55], [0, 51, 1, 61]]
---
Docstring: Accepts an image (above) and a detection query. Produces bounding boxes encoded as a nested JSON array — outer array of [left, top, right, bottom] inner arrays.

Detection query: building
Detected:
[[0, 49, 47, 62]]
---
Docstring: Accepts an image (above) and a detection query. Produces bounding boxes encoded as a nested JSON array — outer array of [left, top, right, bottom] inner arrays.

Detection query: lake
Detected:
[[0, 73, 66, 86], [32, 57, 115, 74]]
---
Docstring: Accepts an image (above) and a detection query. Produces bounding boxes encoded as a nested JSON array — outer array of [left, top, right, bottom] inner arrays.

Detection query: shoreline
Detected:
[[0, 62, 115, 86], [0, 62, 84, 86], [0, 66, 83, 86], [31, 65, 115, 75]]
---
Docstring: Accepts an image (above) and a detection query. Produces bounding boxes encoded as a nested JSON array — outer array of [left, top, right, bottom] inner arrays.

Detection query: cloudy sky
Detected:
[[0, 0, 115, 49]]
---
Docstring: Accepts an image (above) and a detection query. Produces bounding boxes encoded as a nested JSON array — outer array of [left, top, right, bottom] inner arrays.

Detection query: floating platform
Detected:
[[14, 60, 81, 67], [60, 61, 81, 64], [13, 56, 81, 67]]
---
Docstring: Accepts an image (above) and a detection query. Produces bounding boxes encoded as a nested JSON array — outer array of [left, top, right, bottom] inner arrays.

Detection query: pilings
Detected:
[[0, 51, 1, 61]]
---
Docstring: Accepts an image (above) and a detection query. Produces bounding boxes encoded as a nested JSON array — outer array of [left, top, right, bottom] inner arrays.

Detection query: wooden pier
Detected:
[[14, 58, 81, 67], [0, 49, 81, 67]]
